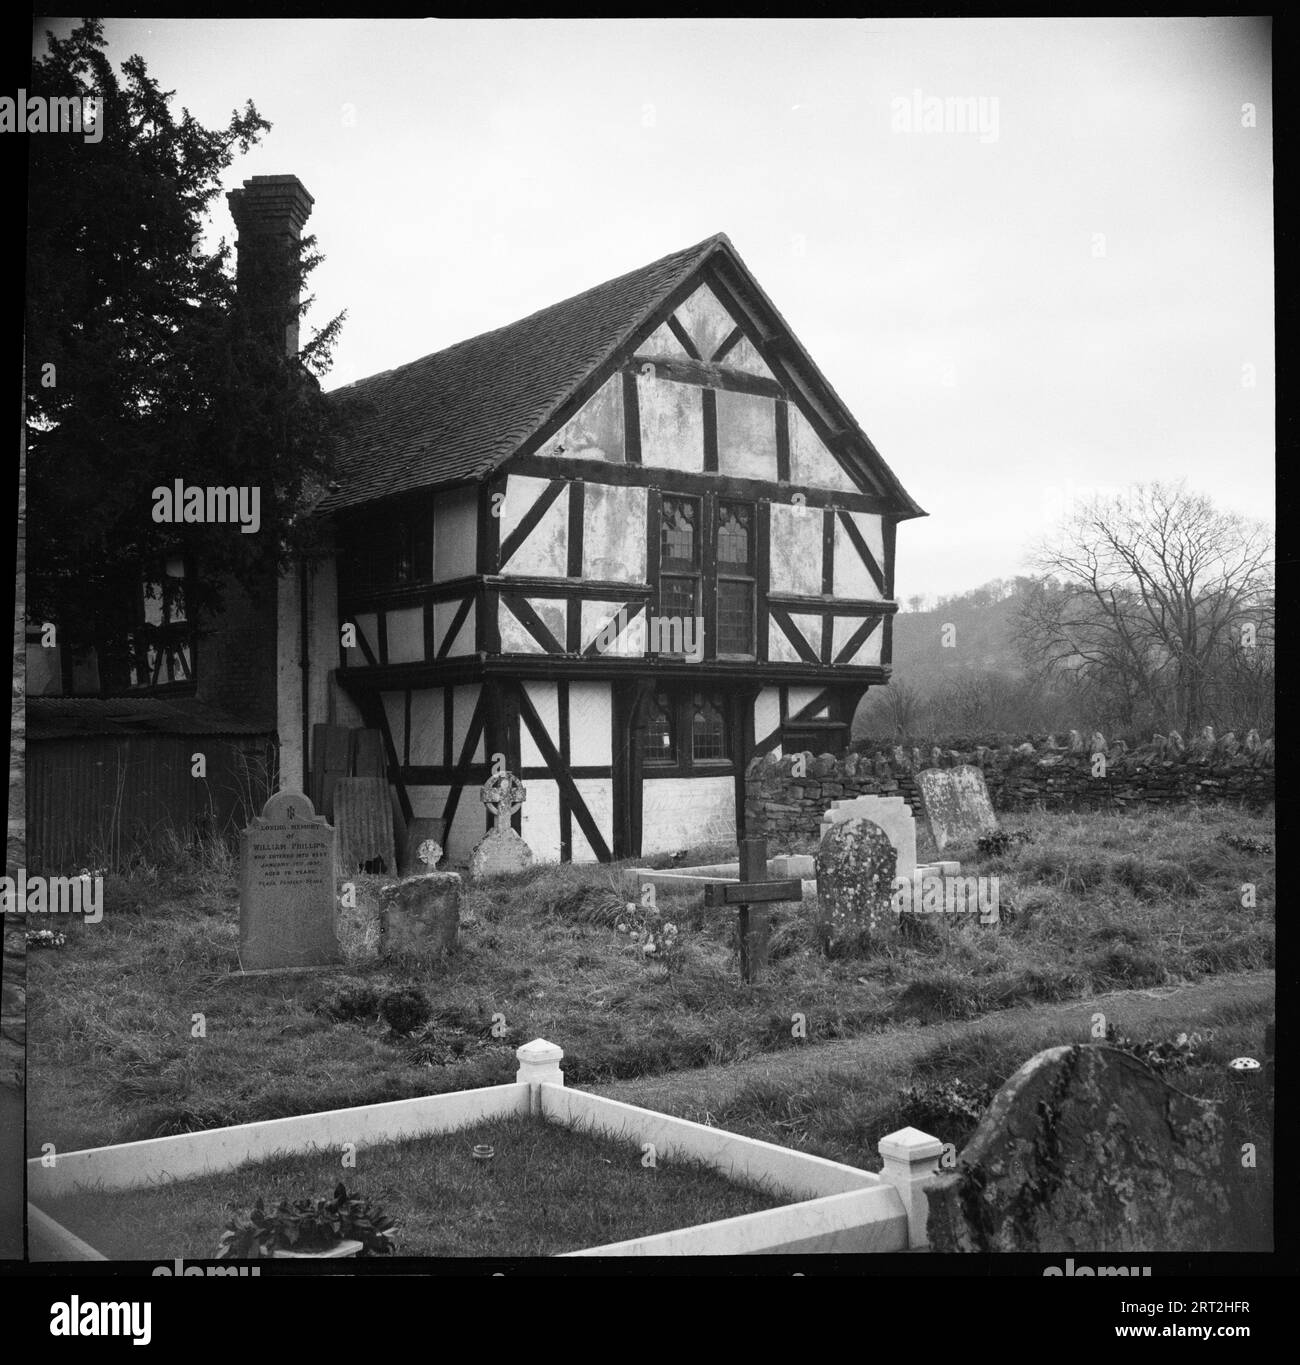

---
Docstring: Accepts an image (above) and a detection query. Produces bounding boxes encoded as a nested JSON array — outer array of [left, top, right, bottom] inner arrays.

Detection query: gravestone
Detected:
[[335, 777, 398, 874], [820, 794, 917, 880], [814, 817, 897, 955], [379, 865, 461, 960], [401, 818, 446, 875], [916, 765, 998, 853], [467, 771, 535, 880], [239, 791, 340, 971], [925, 1045, 1239, 1253]]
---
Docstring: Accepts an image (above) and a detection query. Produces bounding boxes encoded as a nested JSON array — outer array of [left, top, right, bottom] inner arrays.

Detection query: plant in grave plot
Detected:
[[897, 1077, 996, 1141], [216, 1182, 396, 1258], [1105, 1023, 1210, 1072], [380, 987, 432, 1035], [1222, 833, 1273, 856], [616, 898, 684, 974], [976, 830, 1034, 858], [26, 929, 67, 949]]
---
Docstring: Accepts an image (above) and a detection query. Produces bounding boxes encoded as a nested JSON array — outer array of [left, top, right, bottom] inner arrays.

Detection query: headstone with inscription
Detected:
[[916, 764, 999, 853], [239, 791, 340, 971], [467, 771, 535, 881]]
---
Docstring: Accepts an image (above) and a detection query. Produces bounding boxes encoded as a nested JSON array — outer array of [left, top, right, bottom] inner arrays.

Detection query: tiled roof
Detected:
[[318, 234, 729, 512], [27, 697, 272, 741]]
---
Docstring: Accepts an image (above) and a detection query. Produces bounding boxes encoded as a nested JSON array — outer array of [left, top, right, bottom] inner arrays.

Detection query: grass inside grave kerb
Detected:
[[39, 1112, 806, 1259]]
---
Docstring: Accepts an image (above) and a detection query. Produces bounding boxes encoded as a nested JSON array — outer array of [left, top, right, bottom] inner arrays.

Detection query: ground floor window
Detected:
[[640, 685, 733, 774]]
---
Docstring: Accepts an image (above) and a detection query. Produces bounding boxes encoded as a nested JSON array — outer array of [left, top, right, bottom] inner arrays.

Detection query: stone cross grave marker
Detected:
[[925, 1044, 1242, 1253], [916, 764, 999, 852], [701, 837, 803, 983], [239, 790, 340, 972], [467, 771, 536, 880]]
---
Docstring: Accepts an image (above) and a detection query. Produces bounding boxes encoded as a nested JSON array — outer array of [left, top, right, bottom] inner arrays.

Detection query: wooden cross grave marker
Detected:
[[702, 837, 804, 983]]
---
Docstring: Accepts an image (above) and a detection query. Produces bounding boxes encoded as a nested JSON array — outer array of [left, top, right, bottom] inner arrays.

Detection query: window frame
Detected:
[[638, 684, 735, 777], [714, 498, 757, 660]]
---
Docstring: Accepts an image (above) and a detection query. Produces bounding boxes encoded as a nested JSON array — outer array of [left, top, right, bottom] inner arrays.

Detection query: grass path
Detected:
[[589, 968, 1275, 1116]]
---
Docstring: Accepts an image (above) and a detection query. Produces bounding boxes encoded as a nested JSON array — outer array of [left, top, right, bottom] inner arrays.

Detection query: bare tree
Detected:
[[1018, 482, 1273, 734], [859, 679, 924, 737]]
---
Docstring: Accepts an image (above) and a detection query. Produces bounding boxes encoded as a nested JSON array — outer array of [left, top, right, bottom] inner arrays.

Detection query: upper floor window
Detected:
[[715, 501, 755, 656], [659, 495, 701, 622], [341, 508, 433, 596]]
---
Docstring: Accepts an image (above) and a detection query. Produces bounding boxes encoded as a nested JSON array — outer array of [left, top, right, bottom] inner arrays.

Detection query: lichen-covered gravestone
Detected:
[[379, 837, 461, 960], [467, 771, 535, 880], [925, 1045, 1240, 1253], [814, 817, 897, 955], [239, 791, 341, 971], [916, 764, 998, 852]]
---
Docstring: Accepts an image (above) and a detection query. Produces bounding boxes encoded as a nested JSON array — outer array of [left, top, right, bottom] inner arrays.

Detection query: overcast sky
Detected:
[[41, 16, 1274, 602]]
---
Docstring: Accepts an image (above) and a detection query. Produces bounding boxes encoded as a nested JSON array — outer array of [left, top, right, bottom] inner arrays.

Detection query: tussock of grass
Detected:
[[45, 1113, 798, 1258]]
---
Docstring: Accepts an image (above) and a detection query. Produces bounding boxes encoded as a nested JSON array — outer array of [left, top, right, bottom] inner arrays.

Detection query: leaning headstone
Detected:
[[814, 817, 897, 954], [467, 771, 535, 881], [926, 1045, 1237, 1253], [1068, 730, 1083, 752], [239, 791, 340, 972], [335, 777, 398, 875], [916, 765, 998, 853], [821, 794, 917, 880]]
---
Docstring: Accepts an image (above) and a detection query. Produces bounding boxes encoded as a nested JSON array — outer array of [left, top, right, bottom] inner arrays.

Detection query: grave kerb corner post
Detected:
[[878, 1126, 945, 1250], [515, 1038, 564, 1115]]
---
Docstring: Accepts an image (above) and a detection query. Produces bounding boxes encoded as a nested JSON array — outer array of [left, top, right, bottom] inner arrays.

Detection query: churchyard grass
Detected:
[[28, 803, 1272, 1161], [40, 1112, 798, 1259]]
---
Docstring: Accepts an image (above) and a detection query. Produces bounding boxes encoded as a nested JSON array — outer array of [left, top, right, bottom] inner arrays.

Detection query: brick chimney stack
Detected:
[[226, 174, 314, 359]]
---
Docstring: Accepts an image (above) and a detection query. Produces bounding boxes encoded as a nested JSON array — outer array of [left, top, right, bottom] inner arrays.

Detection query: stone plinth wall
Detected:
[[745, 734, 1275, 845]]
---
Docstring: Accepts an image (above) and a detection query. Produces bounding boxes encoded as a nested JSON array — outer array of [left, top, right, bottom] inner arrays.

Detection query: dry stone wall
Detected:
[[745, 731, 1275, 845]]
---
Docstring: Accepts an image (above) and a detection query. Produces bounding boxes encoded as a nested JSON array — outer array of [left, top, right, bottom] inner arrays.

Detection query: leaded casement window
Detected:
[[659, 495, 701, 623], [715, 501, 755, 656], [639, 685, 733, 773], [690, 690, 730, 762], [641, 689, 678, 765]]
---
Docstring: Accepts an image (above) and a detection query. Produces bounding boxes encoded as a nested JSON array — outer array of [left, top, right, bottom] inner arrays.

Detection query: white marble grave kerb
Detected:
[[238, 791, 341, 972]]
